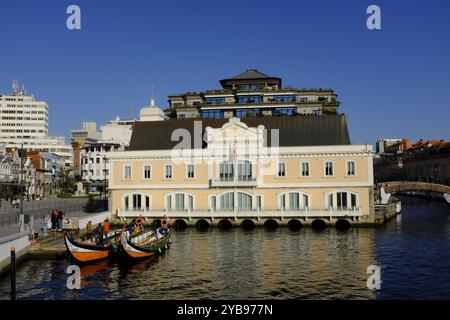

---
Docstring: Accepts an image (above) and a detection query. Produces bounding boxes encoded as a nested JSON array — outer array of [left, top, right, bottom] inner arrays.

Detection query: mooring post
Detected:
[[11, 247, 16, 301]]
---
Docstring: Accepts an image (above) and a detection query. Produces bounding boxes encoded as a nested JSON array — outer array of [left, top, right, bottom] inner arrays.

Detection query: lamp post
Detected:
[[102, 155, 108, 211], [19, 144, 24, 232]]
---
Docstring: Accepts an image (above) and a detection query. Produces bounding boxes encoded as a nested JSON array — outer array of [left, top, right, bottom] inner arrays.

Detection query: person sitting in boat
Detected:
[[161, 215, 169, 230]]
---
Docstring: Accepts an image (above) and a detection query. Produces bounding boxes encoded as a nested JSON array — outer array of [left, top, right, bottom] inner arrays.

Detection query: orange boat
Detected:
[[64, 235, 113, 263]]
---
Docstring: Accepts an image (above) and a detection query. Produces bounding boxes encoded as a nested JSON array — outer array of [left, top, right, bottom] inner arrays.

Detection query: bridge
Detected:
[[376, 181, 450, 195]]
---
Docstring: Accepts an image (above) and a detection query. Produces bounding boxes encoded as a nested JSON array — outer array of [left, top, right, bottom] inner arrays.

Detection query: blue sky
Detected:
[[1, 0, 449, 144]]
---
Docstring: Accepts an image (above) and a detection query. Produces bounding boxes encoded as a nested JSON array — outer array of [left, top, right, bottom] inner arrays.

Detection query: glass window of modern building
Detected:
[[237, 95, 262, 104], [271, 95, 296, 102], [274, 107, 297, 116], [201, 109, 223, 119], [205, 97, 226, 105], [235, 108, 261, 118]]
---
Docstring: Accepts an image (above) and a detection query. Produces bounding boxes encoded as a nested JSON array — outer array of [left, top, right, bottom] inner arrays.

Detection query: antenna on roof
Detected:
[[151, 83, 154, 101], [12, 80, 18, 94]]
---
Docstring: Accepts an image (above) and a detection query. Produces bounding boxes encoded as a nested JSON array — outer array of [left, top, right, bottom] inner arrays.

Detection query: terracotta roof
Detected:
[[129, 115, 351, 151]]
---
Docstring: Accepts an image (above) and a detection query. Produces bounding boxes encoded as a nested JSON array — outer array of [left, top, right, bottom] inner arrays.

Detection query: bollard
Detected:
[[11, 247, 16, 301]]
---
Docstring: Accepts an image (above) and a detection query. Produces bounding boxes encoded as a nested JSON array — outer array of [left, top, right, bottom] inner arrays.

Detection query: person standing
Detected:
[[102, 218, 110, 240], [86, 221, 93, 240], [51, 209, 58, 230], [57, 209, 64, 231]]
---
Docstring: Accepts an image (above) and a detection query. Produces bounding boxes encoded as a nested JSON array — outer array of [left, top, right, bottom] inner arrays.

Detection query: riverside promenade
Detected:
[[0, 197, 110, 276]]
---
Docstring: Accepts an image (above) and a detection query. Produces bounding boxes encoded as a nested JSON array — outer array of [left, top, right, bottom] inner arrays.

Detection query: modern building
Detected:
[[0, 83, 73, 168], [107, 115, 375, 226], [70, 122, 102, 146], [165, 69, 340, 120], [80, 141, 123, 193], [100, 117, 136, 147]]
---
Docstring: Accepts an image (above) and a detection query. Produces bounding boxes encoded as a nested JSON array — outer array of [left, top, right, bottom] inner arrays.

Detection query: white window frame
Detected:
[[165, 192, 195, 211], [278, 160, 286, 178], [325, 190, 359, 211], [278, 191, 310, 211], [346, 160, 356, 177], [123, 165, 132, 180], [122, 193, 151, 212], [324, 160, 334, 177], [300, 161, 310, 177], [186, 164, 195, 179], [143, 164, 152, 180], [164, 164, 174, 179]]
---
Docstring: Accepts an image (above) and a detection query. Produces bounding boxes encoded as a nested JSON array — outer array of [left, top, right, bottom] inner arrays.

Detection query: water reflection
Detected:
[[0, 197, 449, 300]]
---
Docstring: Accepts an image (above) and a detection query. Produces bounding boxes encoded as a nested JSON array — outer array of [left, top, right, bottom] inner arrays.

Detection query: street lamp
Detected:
[[102, 155, 108, 210]]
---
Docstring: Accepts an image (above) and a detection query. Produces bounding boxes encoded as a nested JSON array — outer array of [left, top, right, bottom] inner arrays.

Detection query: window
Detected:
[[325, 161, 333, 176], [205, 97, 226, 104], [201, 109, 223, 119], [301, 162, 310, 177], [237, 95, 262, 104], [166, 193, 193, 211], [187, 164, 195, 179], [256, 196, 262, 211], [274, 107, 297, 116], [237, 160, 252, 181], [235, 108, 261, 118], [124, 165, 132, 180], [220, 192, 234, 211], [178, 114, 186, 120], [280, 192, 309, 211], [237, 192, 252, 211], [165, 165, 173, 179], [211, 195, 217, 211], [278, 161, 286, 177], [143, 165, 151, 179], [219, 161, 234, 181], [347, 161, 356, 176], [326, 191, 358, 210], [123, 194, 150, 211], [96, 158, 100, 164]]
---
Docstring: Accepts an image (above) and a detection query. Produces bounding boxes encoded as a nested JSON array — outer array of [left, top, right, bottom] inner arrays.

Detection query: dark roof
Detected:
[[231, 69, 272, 80], [129, 115, 351, 151], [219, 69, 282, 88]]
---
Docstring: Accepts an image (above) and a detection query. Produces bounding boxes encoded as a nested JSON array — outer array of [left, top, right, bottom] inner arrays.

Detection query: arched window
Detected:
[[123, 193, 150, 211], [326, 191, 358, 210], [220, 192, 234, 211], [279, 192, 309, 211], [237, 192, 252, 211], [166, 192, 194, 211]]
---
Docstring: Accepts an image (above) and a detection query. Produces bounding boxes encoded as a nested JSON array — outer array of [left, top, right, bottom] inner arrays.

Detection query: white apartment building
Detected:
[[0, 83, 73, 167], [100, 117, 136, 147]]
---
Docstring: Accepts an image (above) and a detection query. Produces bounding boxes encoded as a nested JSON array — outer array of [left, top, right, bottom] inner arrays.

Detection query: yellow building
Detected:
[[107, 115, 375, 228]]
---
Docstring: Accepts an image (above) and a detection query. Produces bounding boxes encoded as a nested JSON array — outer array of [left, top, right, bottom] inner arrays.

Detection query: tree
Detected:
[[59, 168, 76, 193], [85, 194, 97, 213]]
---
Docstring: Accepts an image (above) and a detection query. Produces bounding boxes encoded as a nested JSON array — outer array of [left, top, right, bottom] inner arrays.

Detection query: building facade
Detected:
[[108, 116, 375, 226], [81, 142, 123, 193], [165, 69, 340, 120], [0, 83, 73, 168]]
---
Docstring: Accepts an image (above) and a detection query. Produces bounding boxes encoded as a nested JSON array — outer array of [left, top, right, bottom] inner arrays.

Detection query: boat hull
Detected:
[[120, 228, 171, 260], [65, 235, 111, 263]]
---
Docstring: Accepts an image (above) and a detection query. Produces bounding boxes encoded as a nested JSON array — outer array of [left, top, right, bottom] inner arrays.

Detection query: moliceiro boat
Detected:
[[119, 226, 171, 260], [64, 231, 119, 263]]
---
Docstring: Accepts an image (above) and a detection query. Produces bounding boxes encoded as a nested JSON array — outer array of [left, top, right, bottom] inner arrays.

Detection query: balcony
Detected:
[[210, 176, 258, 187]]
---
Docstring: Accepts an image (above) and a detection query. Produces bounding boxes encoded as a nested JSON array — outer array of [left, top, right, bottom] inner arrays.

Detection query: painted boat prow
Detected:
[[65, 235, 110, 263]]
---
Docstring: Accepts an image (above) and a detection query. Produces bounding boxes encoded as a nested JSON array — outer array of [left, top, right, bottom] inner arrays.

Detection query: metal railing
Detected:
[[117, 207, 363, 218]]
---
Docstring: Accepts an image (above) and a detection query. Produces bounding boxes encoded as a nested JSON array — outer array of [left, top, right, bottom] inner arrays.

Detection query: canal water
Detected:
[[0, 196, 449, 300]]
